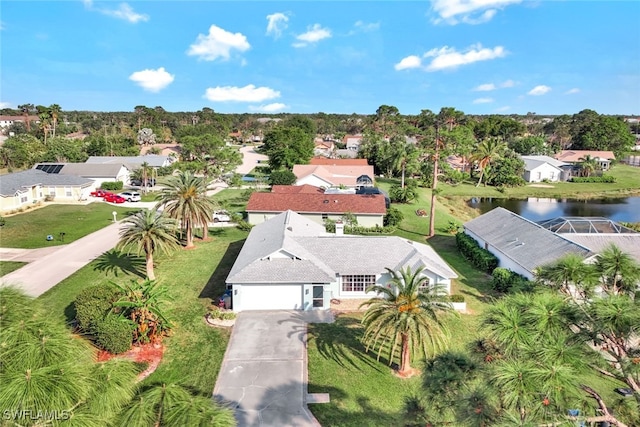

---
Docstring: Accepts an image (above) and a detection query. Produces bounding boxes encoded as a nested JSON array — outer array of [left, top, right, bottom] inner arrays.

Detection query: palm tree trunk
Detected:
[[401, 163, 405, 189], [476, 169, 485, 187], [428, 145, 439, 237], [202, 220, 209, 241], [185, 220, 195, 249], [146, 253, 155, 280], [398, 333, 412, 375]]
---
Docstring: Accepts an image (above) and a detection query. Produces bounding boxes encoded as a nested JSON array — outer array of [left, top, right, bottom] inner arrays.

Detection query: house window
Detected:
[[65, 187, 72, 197], [312, 285, 324, 308], [341, 275, 375, 292], [20, 195, 28, 203], [550, 172, 555, 180], [322, 213, 328, 220], [418, 277, 432, 291], [48, 187, 56, 196], [536, 172, 542, 180]]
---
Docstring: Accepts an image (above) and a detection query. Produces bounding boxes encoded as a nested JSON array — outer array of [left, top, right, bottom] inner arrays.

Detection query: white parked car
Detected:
[[119, 191, 141, 202], [212, 210, 231, 223]]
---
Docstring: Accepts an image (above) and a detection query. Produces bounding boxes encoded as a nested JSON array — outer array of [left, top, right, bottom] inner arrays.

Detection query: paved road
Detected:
[[1, 220, 124, 297], [214, 311, 332, 427], [236, 146, 268, 175]]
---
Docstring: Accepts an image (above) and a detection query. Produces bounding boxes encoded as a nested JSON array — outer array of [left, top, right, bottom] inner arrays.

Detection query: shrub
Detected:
[[384, 207, 404, 227], [449, 294, 465, 303], [101, 181, 124, 191], [570, 175, 616, 183], [389, 180, 418, 203], [236, 220, 253, 232], [209, 307, 237, 321], [44, 195, 55, 202], [491, 267, 532, 293], [445, 220, 460, 234], [94, 315, 134, 354], [455, 232, 499, 273], [74, 284, 123, 333]]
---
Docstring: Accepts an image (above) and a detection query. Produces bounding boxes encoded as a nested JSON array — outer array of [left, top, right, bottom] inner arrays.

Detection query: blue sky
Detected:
[[1, 1, 639, 115]]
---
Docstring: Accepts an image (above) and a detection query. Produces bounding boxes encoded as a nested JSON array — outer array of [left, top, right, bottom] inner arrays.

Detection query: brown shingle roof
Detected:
[[246, 192, 386, 214], [554, 150, 616, 162], [271, 185, 324, 194]]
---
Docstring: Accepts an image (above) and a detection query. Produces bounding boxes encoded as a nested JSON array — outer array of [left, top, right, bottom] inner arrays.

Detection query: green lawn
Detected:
[[437, 164, 640, 199], [0, 261, 27, 276], [38, 227, 248, 395], [0, 203, 136, 248]]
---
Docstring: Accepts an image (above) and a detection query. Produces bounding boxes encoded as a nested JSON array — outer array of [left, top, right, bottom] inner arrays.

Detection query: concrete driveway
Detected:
[[236, 146, 268, 175], [213, 311, 332, 427]]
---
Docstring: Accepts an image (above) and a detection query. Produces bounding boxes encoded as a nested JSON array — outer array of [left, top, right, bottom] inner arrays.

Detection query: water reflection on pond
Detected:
[[467, 197, 640, 223]]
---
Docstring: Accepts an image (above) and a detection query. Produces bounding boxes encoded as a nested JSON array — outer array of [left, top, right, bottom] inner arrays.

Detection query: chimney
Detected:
[[335, 220, 344, 236]]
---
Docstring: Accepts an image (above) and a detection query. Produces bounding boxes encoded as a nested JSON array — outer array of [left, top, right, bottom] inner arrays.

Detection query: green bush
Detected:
[[94, 315, 134, 354], [570, 175, 616, 183], [449, 294, 465, 303], [101, 181, 124, 191], [455, 232, 499, 273], [268, 169, 297, 186], [491, 267, 532, 293], [209, 307, 237, 320], [236, 220, 253, 231], [74, 284, 123, 333], [384, 207, 404, 227]]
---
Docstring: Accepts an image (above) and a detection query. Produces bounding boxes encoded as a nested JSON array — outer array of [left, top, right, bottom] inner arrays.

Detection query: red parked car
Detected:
[[90, 189, 112, 198], [104, 193, 126, 204]]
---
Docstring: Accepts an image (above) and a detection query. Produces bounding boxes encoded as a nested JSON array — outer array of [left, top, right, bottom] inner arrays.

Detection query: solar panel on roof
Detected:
[[52, 164, 63, 173], [35, 165, 45, 171]]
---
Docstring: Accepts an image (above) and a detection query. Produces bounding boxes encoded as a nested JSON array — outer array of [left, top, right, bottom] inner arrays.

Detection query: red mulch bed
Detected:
[[97, 343, 164, 381]]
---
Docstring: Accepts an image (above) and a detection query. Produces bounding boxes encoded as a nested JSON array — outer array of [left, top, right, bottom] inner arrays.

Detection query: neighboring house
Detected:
[[34, 163, 130, 189], [86, 154, 175, 169], [334, 149, 359, 159], [139, 144, 181, 159], [293, 164, 375, 188], [226, 210, 458, 312], [0, 115, 39, 129], [520, 155, 570, 182], [246, 185, 386, 226], [463, 207, 596, 280], [309, 158, 369, 166], [313, 138, 335, 157], [0, 169, 94, 212], [554, 150, 616, 171], [444, 155, 467, 172], [343, 134, 363, 151]]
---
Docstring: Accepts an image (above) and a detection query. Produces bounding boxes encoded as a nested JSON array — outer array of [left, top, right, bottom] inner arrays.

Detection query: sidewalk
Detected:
[[1, 221, 123, 297]]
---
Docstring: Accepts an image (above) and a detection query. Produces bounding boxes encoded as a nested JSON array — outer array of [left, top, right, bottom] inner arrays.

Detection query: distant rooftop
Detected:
[[537, 216, 638, 234]]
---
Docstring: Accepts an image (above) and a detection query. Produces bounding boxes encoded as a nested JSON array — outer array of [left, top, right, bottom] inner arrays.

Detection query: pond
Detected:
[[467, 196, 640, 223]]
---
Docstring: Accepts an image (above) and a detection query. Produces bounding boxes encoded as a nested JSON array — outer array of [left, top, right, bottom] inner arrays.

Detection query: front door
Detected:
[[312, 285, 324, 308]]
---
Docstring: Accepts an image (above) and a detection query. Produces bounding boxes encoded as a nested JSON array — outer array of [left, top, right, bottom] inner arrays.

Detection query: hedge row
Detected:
[[570, 175, 616, 183], [101, 181, 124, 191], [455, 232, 499, 273]]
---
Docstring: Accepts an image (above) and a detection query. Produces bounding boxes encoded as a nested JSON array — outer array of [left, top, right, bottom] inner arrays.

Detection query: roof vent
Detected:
[[323, 200, 329, 203], [287, 226, 293, 231]]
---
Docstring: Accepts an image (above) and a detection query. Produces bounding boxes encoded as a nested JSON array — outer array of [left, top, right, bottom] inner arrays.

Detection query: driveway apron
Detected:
[[214, 311, 324, 427]]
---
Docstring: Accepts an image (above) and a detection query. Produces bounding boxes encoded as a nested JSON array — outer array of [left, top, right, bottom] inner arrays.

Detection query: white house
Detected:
[[226, 211, 458, 312], [34, 163, 130, 189], [463, 207, 595, 279], [521, 155, 569, 182], [293, 164, 375, 188]]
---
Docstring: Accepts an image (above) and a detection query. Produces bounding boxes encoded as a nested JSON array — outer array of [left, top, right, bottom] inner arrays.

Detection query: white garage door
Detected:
[[240, 284, 304, 311]]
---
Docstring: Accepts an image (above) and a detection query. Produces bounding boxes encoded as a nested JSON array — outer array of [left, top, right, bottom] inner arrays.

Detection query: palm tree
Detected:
[[578, 154, 599, 177], [472, 138, 507, 187], [360, 266, 453, 377], [388, 137, 418, 188], [535, 253, 598, 300], [155, 171, 215, 249], [49, 104, 61, 138], [595, 244, 640, 296], [18, 103, 34, 132], [117, 210, 181, 280]]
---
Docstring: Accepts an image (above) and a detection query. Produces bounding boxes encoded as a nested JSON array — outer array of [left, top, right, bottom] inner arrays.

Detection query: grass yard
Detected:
[[0, 203, 135, 248], [0, 261, 27, 276], [437, 164, 640, 199], [38, 227, 248, 396]]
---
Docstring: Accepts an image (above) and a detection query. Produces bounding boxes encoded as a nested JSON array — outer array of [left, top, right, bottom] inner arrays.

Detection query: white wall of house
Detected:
[[295, 175, 335, 188], [524, 163, 563, 182], [329, 270, 452, 300], [230, 282, 331, 312], [1, 184, 95, 212], [465, 229, 534, 280], [247, 211, 383, 227]]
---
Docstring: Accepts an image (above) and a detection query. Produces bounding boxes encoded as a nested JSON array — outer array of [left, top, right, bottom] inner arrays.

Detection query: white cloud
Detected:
[[187, 25, 250, 61], [394, 55, 422, 71], [204, 85, 280, 102], [294, 24, 331, 47], [84, 1, 149, 24], [528, 85, 551, 96], [249, 103, 288, 112], [501, 79, 515, 88], [354, 20, 380, 32], [474, 83, 496, 91], [431, 0, 521, 25], [424, 44, 507, 71], [266, 12, 288, 38], [129, 67, 174, 92], [0, 101, 13, 108], [473, 97, 494, 104], [565, 88, 580, 95], [495, 106, 511, 112]]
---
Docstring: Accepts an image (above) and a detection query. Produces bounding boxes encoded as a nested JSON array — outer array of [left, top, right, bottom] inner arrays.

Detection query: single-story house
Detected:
[[86, 154, 175, 169], [343, 135, 363, 151], [554, 150, 616, 171], [226, 210, 458, 312], [463, 207, 596, 280], [246, 185, 386, 226], [0, 115, 39, 129], [309, 158, 369, 166], [0, 169, 94, 212], [34, 163, 130, 189], [313, 139, 335, 157], [520, 155, 570, 182], [293, 164, 375, 188], [139, 144, 181, 158]]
